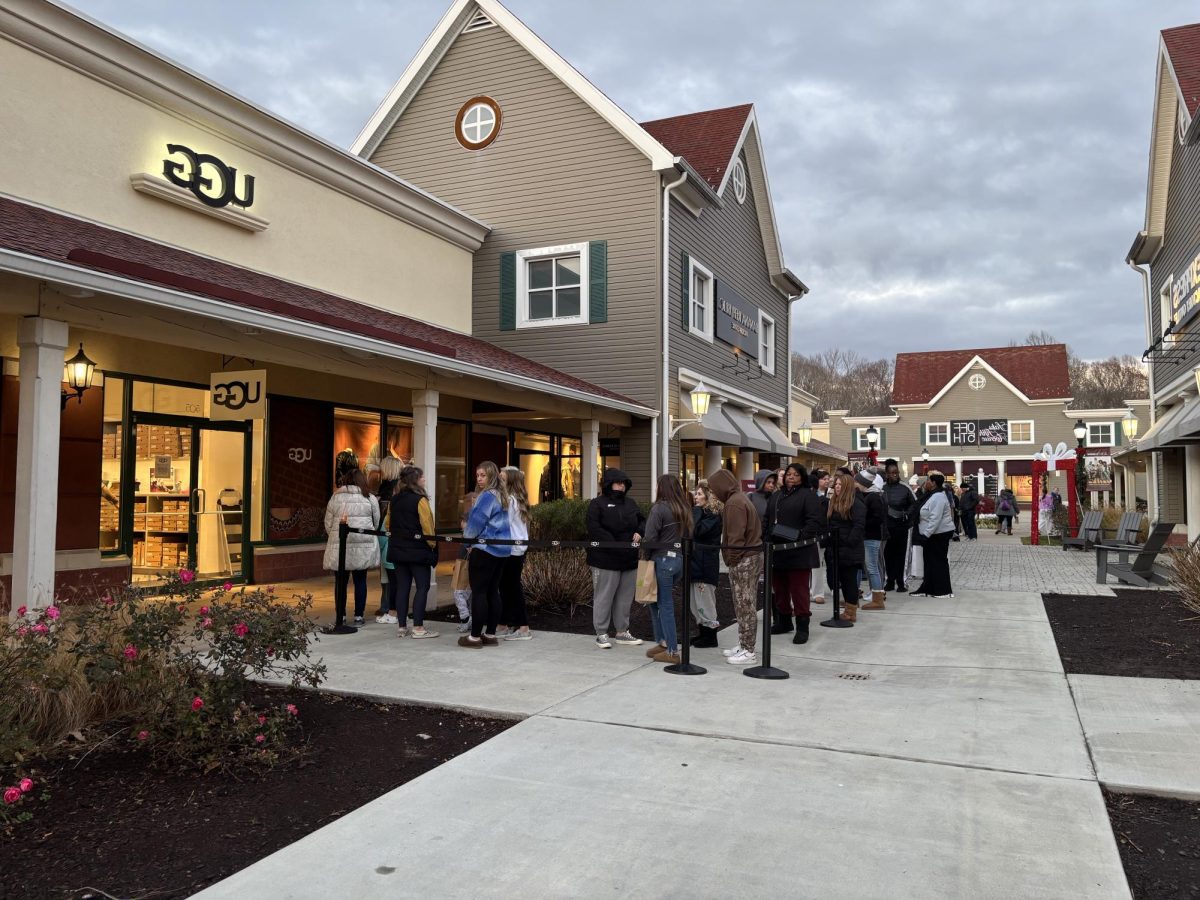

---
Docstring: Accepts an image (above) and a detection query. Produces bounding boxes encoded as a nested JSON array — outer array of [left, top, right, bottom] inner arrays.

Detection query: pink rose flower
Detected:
[[257, 714, 267, 725], [201, 617, 213, 629], [3, 787, 20, 805], [137, 730, 149, 741], [123, 644, 138, 660], [223, 581, 233, 592], [191, 697, 204, 712], [286, 704, 298, 717], [179, 569, 195, 584], [32, 624, 48, 635], [266, 647, 275, 657], [19, 778, 33, 793], [45, 606, 60, 620], [177, 604, 187, 614], [16, 606, 26, 617], [254, 734, 265, 744], [199, 606, 209, 615], [103, 596, 115, 607], [233, 622, 249, 637], [16, 626, 28, 637]]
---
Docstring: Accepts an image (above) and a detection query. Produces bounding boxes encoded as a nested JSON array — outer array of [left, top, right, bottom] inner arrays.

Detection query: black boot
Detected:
[[770, 608, 794, 634], [692, 624, 718, 648], [896, 582, 908, 593], [793, 616, 810, 644], [884, 579, 896, 592]]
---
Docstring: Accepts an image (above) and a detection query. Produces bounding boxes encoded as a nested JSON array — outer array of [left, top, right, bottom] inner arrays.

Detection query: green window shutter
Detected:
[[499, 252, 517, 332], [588, 240, 607, 324], [880, 427, 887, 450], [851, 430, 859, 450], [919, 423, 926, 446], [680, 251, 691, 332], [1114, 423, 1122, 446]]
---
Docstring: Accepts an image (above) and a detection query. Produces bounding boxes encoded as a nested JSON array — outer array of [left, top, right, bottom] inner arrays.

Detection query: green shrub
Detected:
[[0, 573, 326, 825], [528, 498, 591, 541]]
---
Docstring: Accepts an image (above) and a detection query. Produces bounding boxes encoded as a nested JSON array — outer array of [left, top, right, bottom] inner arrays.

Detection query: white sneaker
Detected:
[[376, 613, 399, 625], [722, 645, 744, 657], [727, 648, 757, 666]]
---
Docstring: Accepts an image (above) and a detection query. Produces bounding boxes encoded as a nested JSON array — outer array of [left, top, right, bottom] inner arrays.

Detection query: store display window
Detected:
[[99, 376, 125, 551], [435, 422, 467, 530]]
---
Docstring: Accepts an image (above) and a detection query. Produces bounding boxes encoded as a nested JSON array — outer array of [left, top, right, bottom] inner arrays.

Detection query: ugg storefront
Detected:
[[0, 2, 651, 612]]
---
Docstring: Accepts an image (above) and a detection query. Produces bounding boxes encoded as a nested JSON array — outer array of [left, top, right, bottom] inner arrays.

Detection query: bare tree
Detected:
[[792, 350, 894, 419]]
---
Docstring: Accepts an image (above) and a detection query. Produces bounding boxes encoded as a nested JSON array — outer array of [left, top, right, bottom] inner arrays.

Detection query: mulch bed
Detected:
[[426, 573, 761, 640], [1106, 789, 1200, 899], [1042, 589, 1200, 679], [0, 690, 510, 899]]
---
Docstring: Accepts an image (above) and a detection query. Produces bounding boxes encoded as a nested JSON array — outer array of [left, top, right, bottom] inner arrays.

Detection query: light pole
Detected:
[[1073, 419, 1088, 507], [865, 424, 879, 468], [921, 447, 930, 475]]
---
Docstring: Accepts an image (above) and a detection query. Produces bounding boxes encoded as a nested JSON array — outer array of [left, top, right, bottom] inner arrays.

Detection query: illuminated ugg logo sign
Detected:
[[163, 144, 256, 210]]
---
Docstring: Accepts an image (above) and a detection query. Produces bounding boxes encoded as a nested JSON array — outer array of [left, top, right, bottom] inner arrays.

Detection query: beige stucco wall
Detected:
[[0, 35, 474, 332]]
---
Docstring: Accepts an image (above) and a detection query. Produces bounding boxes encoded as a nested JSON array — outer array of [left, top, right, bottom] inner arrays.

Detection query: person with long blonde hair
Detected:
[[460, 460, 512, 648], [824, 473, 867, 621], [641, 474, 694, 664], [497, 465, 533, 640]]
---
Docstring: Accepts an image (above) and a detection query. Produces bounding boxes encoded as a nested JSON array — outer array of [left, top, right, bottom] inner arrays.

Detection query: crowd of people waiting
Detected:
[[322, 450, 979, 667]]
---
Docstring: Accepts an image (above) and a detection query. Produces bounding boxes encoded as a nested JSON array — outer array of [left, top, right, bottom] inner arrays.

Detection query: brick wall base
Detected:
[[252, 547, 326, 584], [1, 564, 131, 614]]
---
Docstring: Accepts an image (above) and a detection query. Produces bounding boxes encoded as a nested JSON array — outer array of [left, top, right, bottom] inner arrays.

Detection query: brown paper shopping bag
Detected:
[[634, 559, 657, 605]]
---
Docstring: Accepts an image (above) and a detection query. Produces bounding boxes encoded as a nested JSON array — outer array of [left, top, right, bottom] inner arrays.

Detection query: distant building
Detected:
[[1126, 22, 1200, 541], [789, 388, 848, 473], [824, 346, 1148, 507]]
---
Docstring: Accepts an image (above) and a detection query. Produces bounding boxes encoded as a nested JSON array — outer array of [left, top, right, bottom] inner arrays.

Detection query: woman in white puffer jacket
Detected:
[[323, 468, 381, 626]]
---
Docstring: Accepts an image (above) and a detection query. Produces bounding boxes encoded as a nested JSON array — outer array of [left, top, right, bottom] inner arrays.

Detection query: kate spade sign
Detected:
[[715, 281, 759, 358]]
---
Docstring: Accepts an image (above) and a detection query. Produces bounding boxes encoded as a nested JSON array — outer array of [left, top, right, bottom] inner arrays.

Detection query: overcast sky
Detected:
[[69, 0, 1197, 362]]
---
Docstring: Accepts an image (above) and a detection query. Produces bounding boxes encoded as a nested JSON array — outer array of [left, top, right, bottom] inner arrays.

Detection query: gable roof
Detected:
[[0, 196, 651, 415], [641, 104, 754, 192], [1164, 24, 1200, 116], [891, 345, 1072, 406]]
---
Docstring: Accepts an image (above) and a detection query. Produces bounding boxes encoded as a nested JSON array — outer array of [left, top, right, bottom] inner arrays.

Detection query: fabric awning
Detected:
[[675, 391, 739, 446], [1134, 397, 1200, 452], [754, 414, 796, 456], [721, 404, 771, 452]]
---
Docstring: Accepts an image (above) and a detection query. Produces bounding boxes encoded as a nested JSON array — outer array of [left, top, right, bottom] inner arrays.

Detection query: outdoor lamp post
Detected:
[[668, 380, 713, 438], [1073, 419, 1088, 506], [921, 447, 930, 474], [865, 424, 879, 466], [797, 422, 812, 447], [61, 342, 97, 410], [1121, 409, 1139, 442]]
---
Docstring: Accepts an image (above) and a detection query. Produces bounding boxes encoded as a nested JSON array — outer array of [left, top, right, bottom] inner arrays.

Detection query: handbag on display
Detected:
[[634, 559, 657, 604]]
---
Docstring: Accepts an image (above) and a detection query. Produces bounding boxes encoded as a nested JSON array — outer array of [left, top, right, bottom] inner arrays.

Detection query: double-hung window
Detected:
[[759, 311, 776, 374], [688, 258, 715, 341], [1087, 422, 1114, 447], [516, 243, 588, 328], [926, 422, 950, 445]]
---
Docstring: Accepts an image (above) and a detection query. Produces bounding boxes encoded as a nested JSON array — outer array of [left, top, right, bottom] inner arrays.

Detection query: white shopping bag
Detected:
[[909, 545, 925, 580]]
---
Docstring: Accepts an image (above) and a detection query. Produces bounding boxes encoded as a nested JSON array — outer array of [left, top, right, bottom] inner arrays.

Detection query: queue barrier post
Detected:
[[820, 530, 853, 629], [744, 539, 789, 679], [322, 522, 358, 635], [665, 537, 706, 676]]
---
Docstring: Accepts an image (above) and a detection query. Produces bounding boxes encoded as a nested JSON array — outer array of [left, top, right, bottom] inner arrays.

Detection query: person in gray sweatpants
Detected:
[[585, 468, 647, 649]]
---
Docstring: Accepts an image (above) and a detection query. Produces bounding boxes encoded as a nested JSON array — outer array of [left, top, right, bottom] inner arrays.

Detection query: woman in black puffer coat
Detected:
[[824, 472, 867, 623], [766, 463, 825, 644], [689, 482, 723, 648]]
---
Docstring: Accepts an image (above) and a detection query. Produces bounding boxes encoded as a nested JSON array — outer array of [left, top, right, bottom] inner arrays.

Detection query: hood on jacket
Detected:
[[601, 467, 633, 495], [709, 468, 740, 503], [754, 470, 776, 492]]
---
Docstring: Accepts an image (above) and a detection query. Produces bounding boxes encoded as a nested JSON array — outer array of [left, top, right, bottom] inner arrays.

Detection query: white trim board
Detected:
[[676, 367, 784, 418]]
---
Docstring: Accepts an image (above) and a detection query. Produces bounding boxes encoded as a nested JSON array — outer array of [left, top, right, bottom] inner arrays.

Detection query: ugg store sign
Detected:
[[210, 370, 266, 421]]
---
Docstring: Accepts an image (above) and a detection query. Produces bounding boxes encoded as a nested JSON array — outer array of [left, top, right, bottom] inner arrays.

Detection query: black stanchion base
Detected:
[[664, 662, 707, 676], [819, 618, 854, 629], [743, 665, 790, 679], [321, 624, 359, 635]]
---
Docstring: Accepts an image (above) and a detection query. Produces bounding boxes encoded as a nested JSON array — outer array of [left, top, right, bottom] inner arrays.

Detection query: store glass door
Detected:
[[193, 425, 248, 583]]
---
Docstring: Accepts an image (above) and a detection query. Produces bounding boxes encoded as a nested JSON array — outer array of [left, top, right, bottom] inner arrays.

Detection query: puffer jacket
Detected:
[[691, 506, 722, 585], [824, 494, 866, 568], [323, 486, 381, 571], [883, 480, 917, 533], [861, 489, 885, 541], [765, 485, 823, 569], [585, 468, 645, 571]]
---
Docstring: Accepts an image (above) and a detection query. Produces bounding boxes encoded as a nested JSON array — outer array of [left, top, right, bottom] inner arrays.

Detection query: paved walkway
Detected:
[[197, 544, 1145, 899]]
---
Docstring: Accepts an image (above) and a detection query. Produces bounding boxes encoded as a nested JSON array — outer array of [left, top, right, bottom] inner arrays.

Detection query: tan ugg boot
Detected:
[[841, 602, 858, 623], [861, 590, 886, 610]]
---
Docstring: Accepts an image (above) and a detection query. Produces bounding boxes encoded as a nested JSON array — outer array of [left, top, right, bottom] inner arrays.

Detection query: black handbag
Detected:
[[771, 524, 801, 543]]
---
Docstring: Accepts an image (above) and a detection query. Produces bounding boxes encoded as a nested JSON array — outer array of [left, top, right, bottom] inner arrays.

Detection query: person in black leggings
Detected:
[[824, 473, 867, 622]]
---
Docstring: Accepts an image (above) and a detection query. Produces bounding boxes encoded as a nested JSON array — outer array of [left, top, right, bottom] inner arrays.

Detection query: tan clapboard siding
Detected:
[[620, 420, 654, 502], [668, 151, 790, 425], [367, 25, 661, 407]]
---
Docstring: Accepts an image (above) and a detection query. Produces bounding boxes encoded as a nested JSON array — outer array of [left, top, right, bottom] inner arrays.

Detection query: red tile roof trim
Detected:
[[1164, 23, 1200, 117], [891, 345, 1072, 405], [640, 103, 753, 191], [0, 197, 642, 408]]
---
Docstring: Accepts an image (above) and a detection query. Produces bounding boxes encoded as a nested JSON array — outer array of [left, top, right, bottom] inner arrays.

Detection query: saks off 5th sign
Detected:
[[210, 371, 266, 421]]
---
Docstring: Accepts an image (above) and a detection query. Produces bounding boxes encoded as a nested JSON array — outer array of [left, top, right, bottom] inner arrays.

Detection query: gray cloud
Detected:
[[69, 0, 1197, 361]]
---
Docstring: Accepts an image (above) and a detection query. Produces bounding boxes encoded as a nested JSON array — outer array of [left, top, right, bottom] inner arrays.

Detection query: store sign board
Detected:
[[951, 419, 1009, 446], [1169, 247, 1200, 330], [163, 144, 256, 209], [715, 282, 760, 358], [977, 419, 1009, 445], [1084, 448, 1113, 491], [210, 370, 266, 421], [154, 455, 173, 479]]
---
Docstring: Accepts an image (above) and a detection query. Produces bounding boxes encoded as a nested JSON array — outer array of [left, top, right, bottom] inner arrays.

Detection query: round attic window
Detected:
[[730, 159, 747, 204], [455, 97, 501, 150], [969, 373, 986, 391]]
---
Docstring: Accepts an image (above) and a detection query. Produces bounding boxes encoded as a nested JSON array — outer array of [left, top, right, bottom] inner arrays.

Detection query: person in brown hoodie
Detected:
[[707, 469, 764, 666]]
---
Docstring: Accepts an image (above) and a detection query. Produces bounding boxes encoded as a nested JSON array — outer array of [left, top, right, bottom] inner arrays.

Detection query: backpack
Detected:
[[998, 497, 1013, 514]]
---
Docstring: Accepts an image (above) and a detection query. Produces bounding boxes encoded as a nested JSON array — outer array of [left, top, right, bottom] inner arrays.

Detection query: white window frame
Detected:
[[1179, 100, 1191, 144], [1008, 420, 1034, 444], [687, 257, 715, 342], [515, 242, 589, 329], [1161, 276, 1176, 343], [1087, 422, 1114, 448], [758, 310, 776, 375], [854, 427, 882, 450], [730, 159, 748, 204], [968, 373, 986, 391], [925, 422, 950, 446]]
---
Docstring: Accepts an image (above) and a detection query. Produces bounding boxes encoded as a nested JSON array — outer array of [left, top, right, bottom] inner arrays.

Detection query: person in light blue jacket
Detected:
[[459, 460, 511, 648]]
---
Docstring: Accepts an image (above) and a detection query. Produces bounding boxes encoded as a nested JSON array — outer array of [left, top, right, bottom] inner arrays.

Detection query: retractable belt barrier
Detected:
[[328, 522, 833, 678]]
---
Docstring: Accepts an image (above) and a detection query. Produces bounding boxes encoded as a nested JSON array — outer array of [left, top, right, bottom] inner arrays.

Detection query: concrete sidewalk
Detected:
[[199, 584, 1134, 899]]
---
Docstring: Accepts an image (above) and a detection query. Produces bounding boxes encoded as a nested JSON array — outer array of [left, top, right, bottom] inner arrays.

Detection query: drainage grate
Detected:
[[837, 673, 871, 681]]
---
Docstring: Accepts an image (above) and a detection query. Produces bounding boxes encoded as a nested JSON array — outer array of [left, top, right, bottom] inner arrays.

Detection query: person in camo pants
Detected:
[[706, 469, 764, 666]]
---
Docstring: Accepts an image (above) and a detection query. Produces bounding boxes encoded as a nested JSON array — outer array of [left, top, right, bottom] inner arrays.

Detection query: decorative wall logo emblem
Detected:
[[288, 448, 313, 464], [212, 380, 261, 411], [209, 369, 266, 421], [163, 144, 256, 209]]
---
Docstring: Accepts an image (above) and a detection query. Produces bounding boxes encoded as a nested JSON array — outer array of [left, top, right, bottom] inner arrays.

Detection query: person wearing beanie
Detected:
[[854, 468, 888, 611], [913, 471, 956, 598]]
